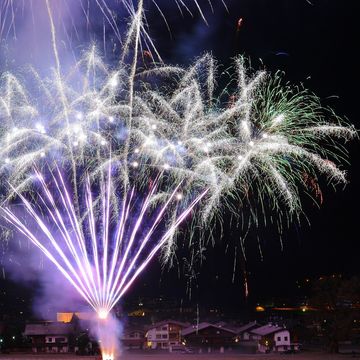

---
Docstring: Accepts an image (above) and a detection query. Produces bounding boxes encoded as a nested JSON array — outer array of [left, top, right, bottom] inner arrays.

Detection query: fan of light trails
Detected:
[[0, 51, 356, 259], [1, 165, 207, 318]]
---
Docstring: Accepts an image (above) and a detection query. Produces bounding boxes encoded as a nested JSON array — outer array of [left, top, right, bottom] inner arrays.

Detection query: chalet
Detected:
[[237, 321, 259, 341], [249, 324, 291, 353], [145, 320, 189, 350], [121, 327, 145, 350], [24, 322, 75, 353], [181, 322, 237, 350]]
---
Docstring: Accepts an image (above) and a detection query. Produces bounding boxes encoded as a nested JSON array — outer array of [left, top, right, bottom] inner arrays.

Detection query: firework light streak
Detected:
[[1, 165, 207, 318], [0, 1, 357, 359]]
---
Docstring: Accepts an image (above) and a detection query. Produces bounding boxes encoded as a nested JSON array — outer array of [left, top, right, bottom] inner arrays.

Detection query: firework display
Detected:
[[0, 1, 356, 359]]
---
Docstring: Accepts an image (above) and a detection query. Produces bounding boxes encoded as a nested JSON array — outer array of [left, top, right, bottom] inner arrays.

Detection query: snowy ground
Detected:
[[0, 352, 358, 360]]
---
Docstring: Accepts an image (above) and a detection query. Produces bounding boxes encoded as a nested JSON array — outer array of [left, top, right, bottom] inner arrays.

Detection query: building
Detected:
[[181, 322, 237, 350], [56, 312, 93, 323], [24, 322, 75, 353], [249, 324, 291, 353], [121, 327, 145, 350], [145, 320, 189, 350], [237, 321, 259, 341]]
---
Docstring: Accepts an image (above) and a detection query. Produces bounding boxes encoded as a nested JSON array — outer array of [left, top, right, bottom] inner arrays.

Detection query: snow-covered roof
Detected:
[[250, 324, 286, 336], [181, 322, 237, 336], [24, 322, 74, 336], [146, 320, 189, 331], [236, 321, 258, 334]]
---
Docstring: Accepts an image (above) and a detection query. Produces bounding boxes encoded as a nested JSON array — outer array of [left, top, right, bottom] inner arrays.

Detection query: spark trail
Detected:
[[1, 165, 207, 318], [0, 1, 356, 359]]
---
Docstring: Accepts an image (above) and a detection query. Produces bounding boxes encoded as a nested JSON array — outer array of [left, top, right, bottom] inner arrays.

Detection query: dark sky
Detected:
[[1, 0, 359, 316], [133, 0, 360, 309]]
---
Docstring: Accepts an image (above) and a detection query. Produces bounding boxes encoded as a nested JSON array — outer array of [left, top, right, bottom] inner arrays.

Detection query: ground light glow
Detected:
[[102, 353, 114, 360]]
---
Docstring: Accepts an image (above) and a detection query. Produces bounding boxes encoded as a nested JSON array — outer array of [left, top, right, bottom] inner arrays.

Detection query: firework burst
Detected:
[[0, 1, 356, 359]]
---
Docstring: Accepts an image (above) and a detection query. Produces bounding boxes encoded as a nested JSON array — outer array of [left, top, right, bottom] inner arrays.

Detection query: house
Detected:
[[24, 322, 75, 353], [145, 320, 189, 350], [249, 324, 291, 353], [181, 322, 237, 350], [121, 327, 145, 350], [237, 321, 259, 341]]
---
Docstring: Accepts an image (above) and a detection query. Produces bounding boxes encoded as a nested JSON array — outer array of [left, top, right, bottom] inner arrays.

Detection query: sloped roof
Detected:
[[181, 322, 237, 336], [236, 321, 258, 334], [250, 324, 286, 336], [214, 321, 239, 332], [146, 320, 189, 331], [24, 322, 74, 336]]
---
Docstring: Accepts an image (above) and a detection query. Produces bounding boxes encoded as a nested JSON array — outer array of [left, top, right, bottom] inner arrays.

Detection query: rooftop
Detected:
[[24, 322, 74, 336]]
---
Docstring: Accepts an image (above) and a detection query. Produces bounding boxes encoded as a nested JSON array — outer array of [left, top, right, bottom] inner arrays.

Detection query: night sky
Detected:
[[1, 0, 359, 316], [135, 0, 360, 309]]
